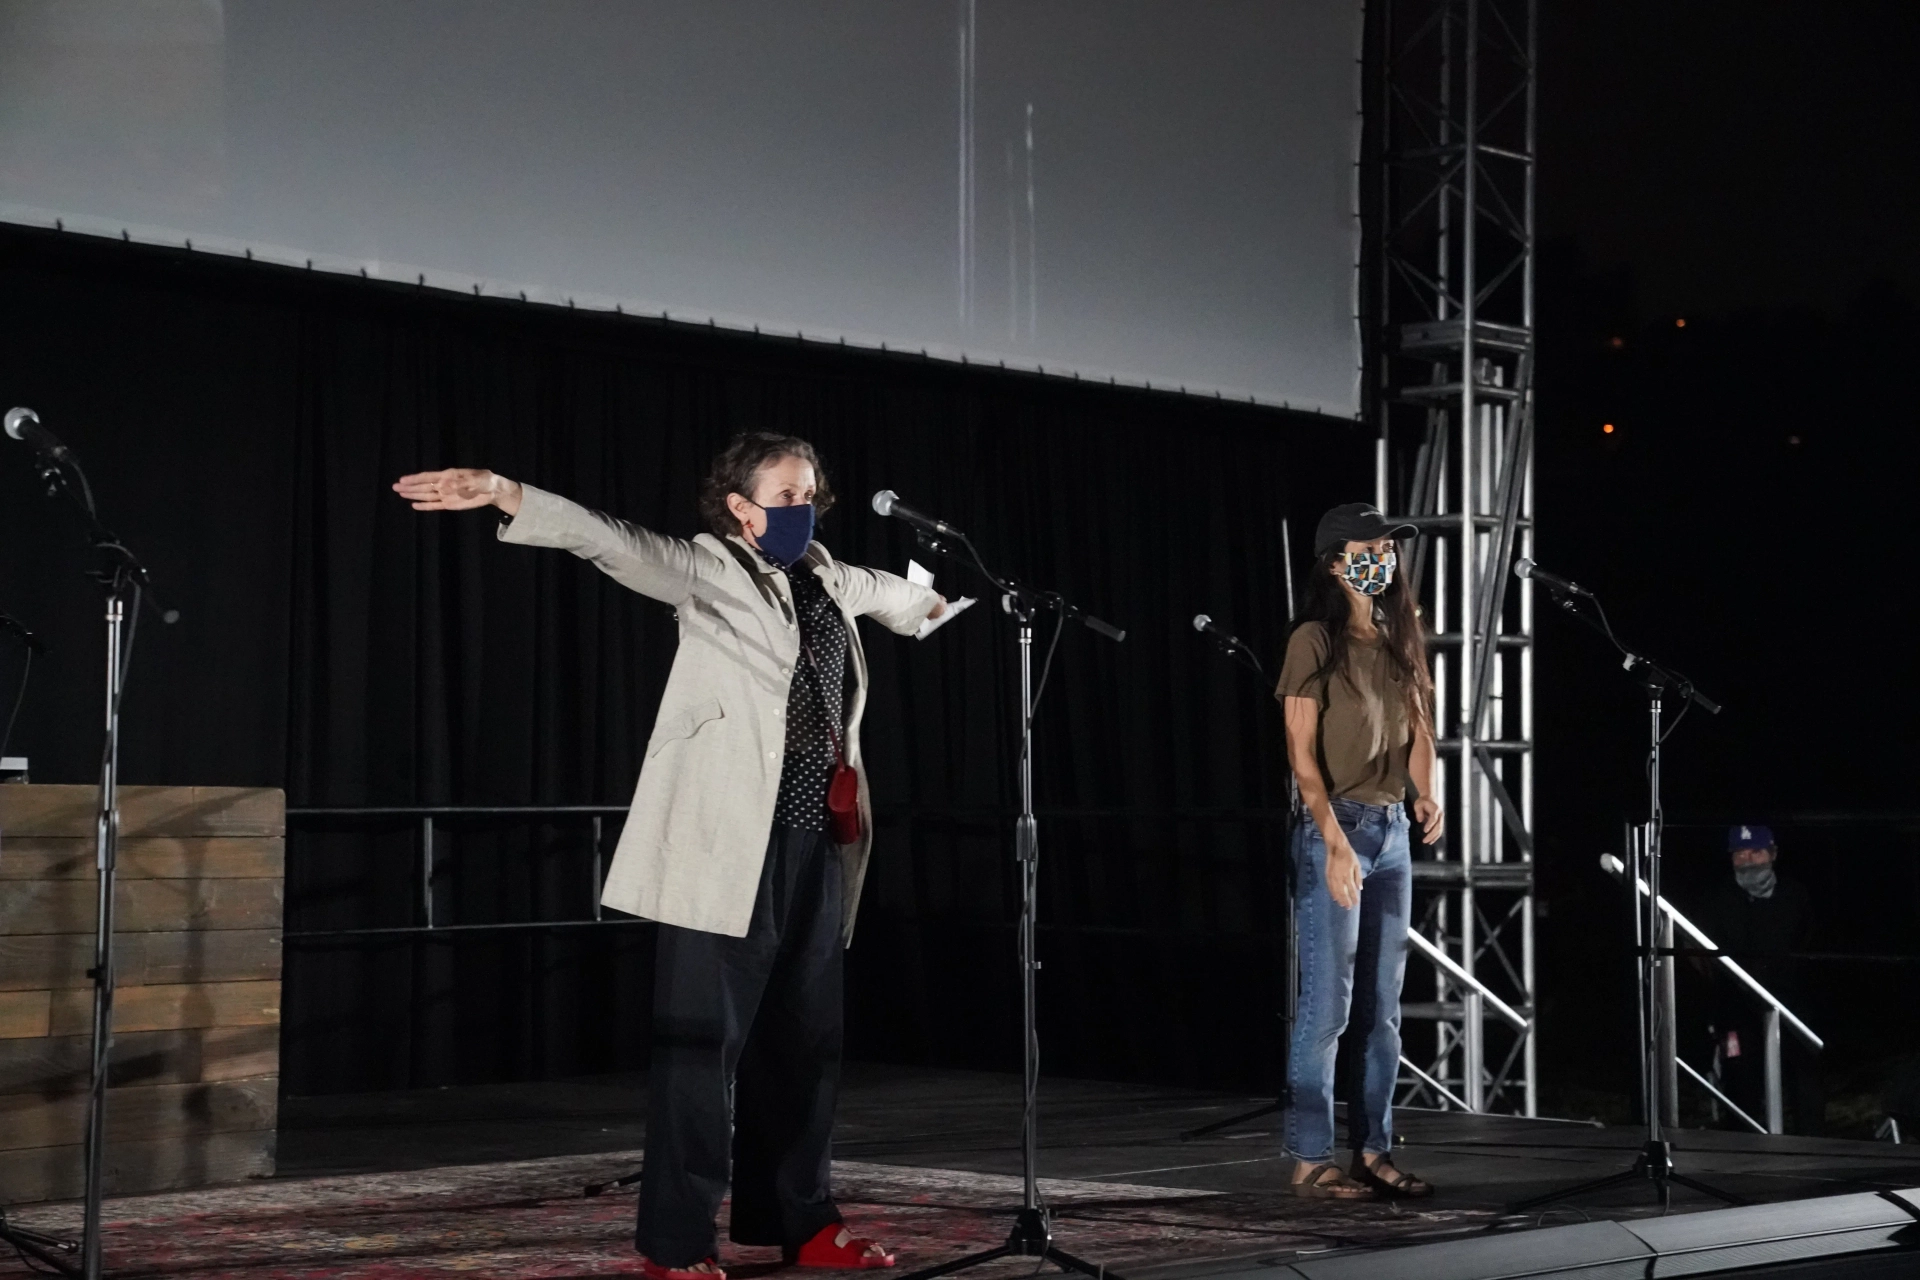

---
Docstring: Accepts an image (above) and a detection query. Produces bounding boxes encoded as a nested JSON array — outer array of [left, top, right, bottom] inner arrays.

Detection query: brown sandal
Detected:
[[1350, 1157, 1433, 1198], [1286, 1162, 1374, 1199]]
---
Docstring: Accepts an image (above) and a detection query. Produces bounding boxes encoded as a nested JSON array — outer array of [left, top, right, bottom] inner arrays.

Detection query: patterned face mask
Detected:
[[1339, 549, 1397, 596]]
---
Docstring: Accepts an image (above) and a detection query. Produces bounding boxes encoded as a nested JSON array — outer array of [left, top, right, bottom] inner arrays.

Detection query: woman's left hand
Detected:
[[1413, 797, 1445, 842], [928, 595, 949, 620]]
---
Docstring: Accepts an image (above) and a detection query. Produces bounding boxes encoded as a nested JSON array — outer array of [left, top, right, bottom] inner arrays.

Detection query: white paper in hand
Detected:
[[909, 559, 975, 640]]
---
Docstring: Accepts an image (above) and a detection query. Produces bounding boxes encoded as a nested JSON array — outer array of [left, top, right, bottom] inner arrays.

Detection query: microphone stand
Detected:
[[6, 432, 176, 1279], [897, 528, 1123, 1280], [1509, 585, 1737, 1213], [1174, 630, 1300, 1142]]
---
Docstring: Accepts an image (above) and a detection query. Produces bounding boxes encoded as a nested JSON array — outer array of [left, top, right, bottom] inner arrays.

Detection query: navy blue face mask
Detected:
[[750, 501, 815, 568]]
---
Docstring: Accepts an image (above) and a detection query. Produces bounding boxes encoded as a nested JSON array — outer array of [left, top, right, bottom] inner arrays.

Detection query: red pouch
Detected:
[[825, 752, 861, 845]]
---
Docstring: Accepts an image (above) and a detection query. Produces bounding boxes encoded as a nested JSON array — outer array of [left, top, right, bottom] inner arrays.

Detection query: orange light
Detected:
[[1602, 423, 1615, 434], [1608, 336, 1625, 348], [1675, 318, 1687, 328]]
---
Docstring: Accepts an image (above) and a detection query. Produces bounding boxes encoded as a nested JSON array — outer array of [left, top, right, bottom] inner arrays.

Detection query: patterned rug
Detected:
[[0, 1152, 1489, 1279]]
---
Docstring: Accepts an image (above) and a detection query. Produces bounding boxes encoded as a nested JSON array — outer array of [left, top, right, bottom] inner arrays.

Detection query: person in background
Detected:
[[1699, 824, 1823, 1134], [394, 434, 943, 1278]]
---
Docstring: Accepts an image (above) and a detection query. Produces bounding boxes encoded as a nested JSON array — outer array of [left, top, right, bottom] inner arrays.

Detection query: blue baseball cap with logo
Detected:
[[1727, 824, 1775, 853]]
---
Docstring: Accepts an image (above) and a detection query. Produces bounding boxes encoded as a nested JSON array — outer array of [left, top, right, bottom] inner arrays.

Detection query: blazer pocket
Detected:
[[647, 697, 725, 758]]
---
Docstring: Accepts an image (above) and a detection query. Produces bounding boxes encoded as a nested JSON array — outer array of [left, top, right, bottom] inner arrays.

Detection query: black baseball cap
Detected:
[[1314, 502, 1417, 556]]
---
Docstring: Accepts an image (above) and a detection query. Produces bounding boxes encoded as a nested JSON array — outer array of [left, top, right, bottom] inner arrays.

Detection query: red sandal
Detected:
[[642, 1258, 726, 1280], [786, 1223, 896, 1269]]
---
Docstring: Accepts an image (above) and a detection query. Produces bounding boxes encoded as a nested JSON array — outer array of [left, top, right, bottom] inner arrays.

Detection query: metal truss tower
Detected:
[[1372, 0, 1539, 1116]]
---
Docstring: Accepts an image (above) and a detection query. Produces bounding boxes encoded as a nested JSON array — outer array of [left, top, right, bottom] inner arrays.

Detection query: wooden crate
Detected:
[[0, 785, 283, 1203]]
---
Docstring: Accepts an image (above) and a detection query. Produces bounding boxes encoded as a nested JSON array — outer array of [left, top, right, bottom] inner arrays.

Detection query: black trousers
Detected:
[[636, 825, 846, 1265]]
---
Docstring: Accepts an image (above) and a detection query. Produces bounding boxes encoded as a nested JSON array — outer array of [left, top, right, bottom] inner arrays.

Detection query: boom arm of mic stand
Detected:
[[914, 530, 1124, 643], [1542, 585, 1718, 713], [30, 446, 182, 625]]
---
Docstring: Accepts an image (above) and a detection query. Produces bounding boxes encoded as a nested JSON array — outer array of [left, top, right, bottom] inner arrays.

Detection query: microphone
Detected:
[[1193, 613, 1250, 650], [4, 408, 72, 462], [1513, 557, 1591, 598], [0, 612, 47, 654], [871, 490, 966, 539]]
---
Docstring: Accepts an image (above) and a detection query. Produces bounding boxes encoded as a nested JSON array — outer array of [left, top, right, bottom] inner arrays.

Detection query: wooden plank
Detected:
[[0, 878, 283, 935], [0, 929, 282, 991], [0, 1127, 275, 1204], [0, 1025, 281, 1095], [0, 836, 286, 881], [48, 980, 280, 1036], [0, 1075, 279, 1153], [0, 1076, 279, 1153], [0, 786, 284, 838], [0, 989, 52, 1039]]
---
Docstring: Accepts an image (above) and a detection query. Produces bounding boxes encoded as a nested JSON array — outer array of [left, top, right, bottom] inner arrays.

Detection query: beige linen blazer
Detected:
[[498, 483, 938, 942]]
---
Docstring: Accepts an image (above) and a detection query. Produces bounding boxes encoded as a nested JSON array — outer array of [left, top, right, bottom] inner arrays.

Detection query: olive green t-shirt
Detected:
[[1275, 621, 1413, 806]]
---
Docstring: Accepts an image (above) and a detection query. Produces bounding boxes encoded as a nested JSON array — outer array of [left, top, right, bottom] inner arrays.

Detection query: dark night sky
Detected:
[[1540, 1, 1920, 319]]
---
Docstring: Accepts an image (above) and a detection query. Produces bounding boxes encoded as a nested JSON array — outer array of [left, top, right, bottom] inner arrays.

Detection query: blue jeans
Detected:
[[1284, 797, 1413, 1162]]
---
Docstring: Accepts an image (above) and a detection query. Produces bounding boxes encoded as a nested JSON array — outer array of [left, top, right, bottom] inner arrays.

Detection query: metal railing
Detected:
[[283, 803, 1533, 1121], [283, 804, 635, 941], [1601, 852, 1822, 1135], [282, 803, 1315, 941]]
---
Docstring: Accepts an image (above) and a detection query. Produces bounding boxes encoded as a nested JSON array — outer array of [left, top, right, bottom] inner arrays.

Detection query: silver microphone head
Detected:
[[1192, 614, 1211, 632], [1513, 557, 1536, 580], [4, 407, 38, 441], [871, 489, 897, 517]]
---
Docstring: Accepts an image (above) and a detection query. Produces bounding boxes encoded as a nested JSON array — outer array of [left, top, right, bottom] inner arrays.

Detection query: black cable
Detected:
[[1659, 695, 1693, 744], [1027, 606, 1068, 727], [0, 648, 30, 762]]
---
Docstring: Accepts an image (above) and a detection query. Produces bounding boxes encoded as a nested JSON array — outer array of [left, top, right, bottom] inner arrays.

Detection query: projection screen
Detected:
[[0, 1, 1362, 415]]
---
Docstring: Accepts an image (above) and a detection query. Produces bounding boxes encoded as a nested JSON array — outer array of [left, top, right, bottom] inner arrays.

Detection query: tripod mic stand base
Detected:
[[897, 1207, 1122, 1280], [1181, 1098, 1283, 1141], [0, 1211, 81, 1277], [1507, 1139, 1747, 1214]]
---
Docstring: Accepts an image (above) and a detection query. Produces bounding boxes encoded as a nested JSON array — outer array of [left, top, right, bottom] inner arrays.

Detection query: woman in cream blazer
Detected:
[[395, 433, 941, 1278]]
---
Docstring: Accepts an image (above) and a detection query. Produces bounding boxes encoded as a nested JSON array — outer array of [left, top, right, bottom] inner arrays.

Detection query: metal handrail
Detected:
[[285, 804, 625, 939], [1399, 1052, 1475, 1112], [279, 802, 1309, 941], [1602, 852, 1819, 1136], [1406, 927, 1530, 1031], [1677, 1057, 1767, 1136], [1600, 853, 1822, 1049]]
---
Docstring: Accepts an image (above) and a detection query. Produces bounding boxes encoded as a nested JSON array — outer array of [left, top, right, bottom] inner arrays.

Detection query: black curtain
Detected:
[[0, 224, 1369, 1096]]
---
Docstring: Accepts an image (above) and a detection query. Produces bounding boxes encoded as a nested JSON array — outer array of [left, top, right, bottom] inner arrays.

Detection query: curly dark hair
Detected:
[[697, 432, 837, 539]]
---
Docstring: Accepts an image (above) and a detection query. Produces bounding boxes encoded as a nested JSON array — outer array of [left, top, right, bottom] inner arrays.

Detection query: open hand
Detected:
[[393, 469, 521, 514], [1413, 796, 1445, 843], [1325, 836, 1363, 910]]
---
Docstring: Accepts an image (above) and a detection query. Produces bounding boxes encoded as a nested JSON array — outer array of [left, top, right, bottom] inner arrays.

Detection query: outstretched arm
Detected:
[[395, 467, 523, 515], [393, 469, 717, 605], [828, 562, 944, 635]]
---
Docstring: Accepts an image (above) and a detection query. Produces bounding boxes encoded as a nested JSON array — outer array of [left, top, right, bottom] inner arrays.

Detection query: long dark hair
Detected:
[[1294, 548, 1433, 731]]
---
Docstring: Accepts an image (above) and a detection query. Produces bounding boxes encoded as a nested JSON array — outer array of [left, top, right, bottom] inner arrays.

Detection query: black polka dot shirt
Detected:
[[772, 566, 849, 832]]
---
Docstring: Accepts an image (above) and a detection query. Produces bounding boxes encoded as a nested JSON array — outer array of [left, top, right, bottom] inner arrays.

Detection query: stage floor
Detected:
[[7, 1064, 1920, 1278]]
